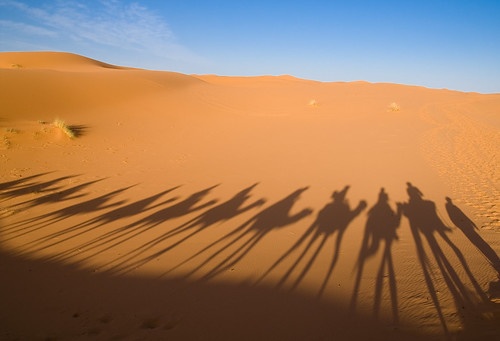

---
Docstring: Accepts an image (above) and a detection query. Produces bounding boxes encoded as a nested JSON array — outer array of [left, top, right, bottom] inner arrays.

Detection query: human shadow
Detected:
[[166, 187, 312, 280], [402, 182, 490, 336], [108, 183, 265, 274], [257, 186, 366, 295], [350, 188, 402, 325], [445, 197, 500, 275]]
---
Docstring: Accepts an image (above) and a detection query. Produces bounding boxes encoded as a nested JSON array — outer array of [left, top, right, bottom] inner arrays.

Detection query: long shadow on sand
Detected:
[[0, 173, 107, 240], [0, 172, 54, 193], [17, 186, 176, 260], [402, 182, 495, 338], [445, 197, 500, 275], [52, 185, 218, 264], [350, 188, 402, 325], [164, 187, 312, 281], [256, 185, 366, 297], [106, 183, 266, 274], [0, 173, 78, 207], [2, 175, 500, 339], [2, 179, 116, 239], [0, 174, 181, 261]]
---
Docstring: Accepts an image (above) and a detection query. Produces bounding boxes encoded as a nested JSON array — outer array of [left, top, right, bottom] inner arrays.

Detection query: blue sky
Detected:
[[1, 1, 499, 93]]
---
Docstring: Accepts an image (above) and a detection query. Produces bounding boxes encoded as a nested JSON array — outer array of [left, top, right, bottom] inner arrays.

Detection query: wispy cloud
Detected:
[[0, 0, 202, 68], [0, 19, 56, 37]]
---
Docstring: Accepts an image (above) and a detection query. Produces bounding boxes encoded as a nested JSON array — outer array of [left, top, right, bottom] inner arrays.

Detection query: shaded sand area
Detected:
[[1, 52, 499, 340]]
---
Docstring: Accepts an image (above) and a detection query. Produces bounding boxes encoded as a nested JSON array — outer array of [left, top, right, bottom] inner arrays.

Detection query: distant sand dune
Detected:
[[0, 51, 126, 70]]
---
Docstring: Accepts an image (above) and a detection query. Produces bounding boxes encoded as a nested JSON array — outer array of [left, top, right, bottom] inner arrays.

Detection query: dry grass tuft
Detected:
[[387, 102, 400, 112], [53, 119, 76, 139], [1, 136, 11, 149], [308, 99, 319, 107]]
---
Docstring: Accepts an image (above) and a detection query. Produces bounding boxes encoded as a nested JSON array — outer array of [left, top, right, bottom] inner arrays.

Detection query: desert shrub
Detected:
[[308, 99, 319, 107], [1, 136, 11, 149], [387, 102, 400, 112], [53, 119, 76, 139]]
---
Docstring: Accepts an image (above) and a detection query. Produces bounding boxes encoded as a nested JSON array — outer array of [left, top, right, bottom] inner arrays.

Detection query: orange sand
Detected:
[[1, 52, 499, 340]]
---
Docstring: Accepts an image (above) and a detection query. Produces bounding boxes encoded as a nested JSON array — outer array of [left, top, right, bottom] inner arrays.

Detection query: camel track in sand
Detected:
[[420, 101, 499, 231]]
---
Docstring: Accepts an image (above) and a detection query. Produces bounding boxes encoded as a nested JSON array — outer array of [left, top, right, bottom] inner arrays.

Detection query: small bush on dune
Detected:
[[308, 99, 319, 107], [53, 119, 76, 139], [387, 102, 400, 112], [1, 136, 11, 149]]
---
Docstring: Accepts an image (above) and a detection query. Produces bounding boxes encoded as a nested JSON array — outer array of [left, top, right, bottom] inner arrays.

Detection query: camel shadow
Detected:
[[3, 181, 129, 246], [108, 183, 265, 274], [65, 185, 219, 264], [257, 185, 366, 297], [27, 186, 177, 261], [165, 187, 312, 280]]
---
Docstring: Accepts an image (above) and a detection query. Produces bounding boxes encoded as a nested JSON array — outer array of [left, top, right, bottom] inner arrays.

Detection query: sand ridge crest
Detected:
[[0, 51, 128, 71]]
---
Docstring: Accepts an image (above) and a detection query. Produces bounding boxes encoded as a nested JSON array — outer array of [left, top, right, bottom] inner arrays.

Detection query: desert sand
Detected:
[[1, 51, 499, 340]]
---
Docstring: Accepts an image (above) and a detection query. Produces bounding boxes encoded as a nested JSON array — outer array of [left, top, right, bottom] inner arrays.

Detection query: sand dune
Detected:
[[0, 51, 127, 70], [1, 52, 499, 340]]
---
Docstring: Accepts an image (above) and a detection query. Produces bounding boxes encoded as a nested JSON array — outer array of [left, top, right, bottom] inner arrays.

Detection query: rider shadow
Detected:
[[402, 182, 491, 336], [350, 188, 402, 325], [257, 185, 366, 297], [167, 187, 312, 280]]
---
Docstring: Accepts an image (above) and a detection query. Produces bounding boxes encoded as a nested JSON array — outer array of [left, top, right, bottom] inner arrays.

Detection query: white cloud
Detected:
[[0, 0, 203, 67], [0, 19, 56, 37]]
